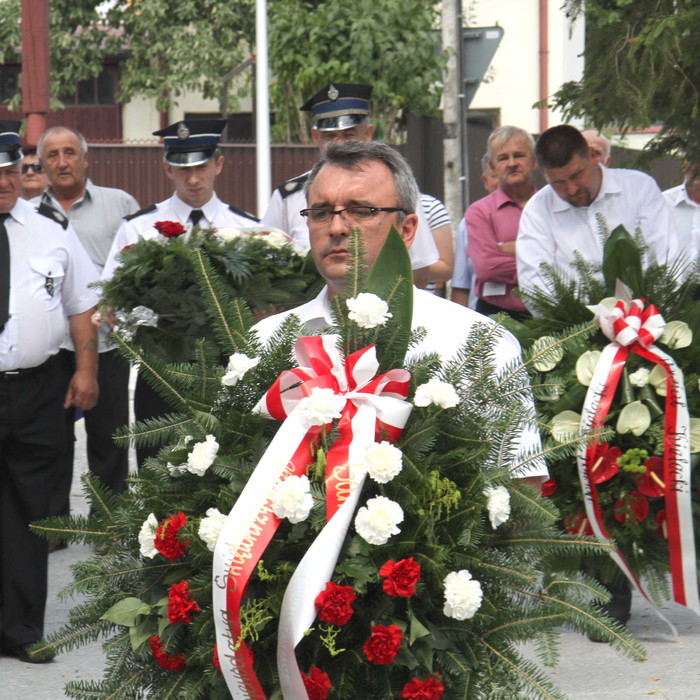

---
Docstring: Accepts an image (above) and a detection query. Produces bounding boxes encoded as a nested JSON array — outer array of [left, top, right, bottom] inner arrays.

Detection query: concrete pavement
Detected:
[[1, 422, 698, 699]]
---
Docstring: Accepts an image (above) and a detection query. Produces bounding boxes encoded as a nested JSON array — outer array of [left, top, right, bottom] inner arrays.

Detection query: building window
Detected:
[[59, 66, 117, 106]]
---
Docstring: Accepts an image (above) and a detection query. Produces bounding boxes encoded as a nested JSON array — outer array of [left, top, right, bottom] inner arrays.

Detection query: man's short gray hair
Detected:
[[37, 127, 88, 160], [487, 126, 535, 163], [305, 141, 419, 216]]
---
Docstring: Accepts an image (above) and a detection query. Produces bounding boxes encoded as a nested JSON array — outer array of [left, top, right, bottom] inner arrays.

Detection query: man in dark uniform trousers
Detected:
[[261, 83, 439, 283], [0, 121, 100, 662], [102, 119, 258, 465]]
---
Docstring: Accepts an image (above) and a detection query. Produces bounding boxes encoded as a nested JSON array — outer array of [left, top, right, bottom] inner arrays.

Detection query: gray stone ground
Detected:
[[1, 373, 698, 698]]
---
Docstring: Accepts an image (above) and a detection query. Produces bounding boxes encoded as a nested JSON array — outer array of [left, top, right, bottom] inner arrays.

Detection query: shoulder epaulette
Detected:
[[124, 203, 157, 222], [228, 204, 259, 222], [276, 173, 309, 199], [37, 202, 68, 230]]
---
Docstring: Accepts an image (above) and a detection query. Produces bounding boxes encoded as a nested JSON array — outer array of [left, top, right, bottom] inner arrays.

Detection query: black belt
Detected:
[[0, 355, 58, 379]]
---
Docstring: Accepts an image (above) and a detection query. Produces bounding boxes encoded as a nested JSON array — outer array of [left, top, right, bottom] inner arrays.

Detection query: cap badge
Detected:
[[177, 122, 190, 140], [327, 84, 339, 101]]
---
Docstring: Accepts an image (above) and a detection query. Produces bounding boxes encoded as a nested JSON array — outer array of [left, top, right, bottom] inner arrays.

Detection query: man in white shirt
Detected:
[[516, 125, 680, 311], [254, 141, 547, 485], [663, 164, 700, 262], [261, 82, 439, 278]]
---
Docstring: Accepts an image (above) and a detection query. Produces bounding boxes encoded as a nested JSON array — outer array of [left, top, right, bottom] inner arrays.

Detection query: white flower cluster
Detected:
[[138, 513, 159, 559], [346, 293, 392, 329], [364, 441, 403, 484], [443, 569, 483, 620], [484, 485, 511, 529], [628, 367, 650, 388], [354, 495, 404, 545], [414, 378, 459, 409], [186, 434, 220, 476], [222, 353, 260, 387], [198, 507, 227, 551], [298, 387, 346, 427], [216, 226, 292, 249], [271, 475, 313, 523]]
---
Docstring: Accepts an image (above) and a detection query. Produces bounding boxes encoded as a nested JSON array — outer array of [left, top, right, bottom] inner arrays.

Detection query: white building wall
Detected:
[[467, 0, 584, 134]]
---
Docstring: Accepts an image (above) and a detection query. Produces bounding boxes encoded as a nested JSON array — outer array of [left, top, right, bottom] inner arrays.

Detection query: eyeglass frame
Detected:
[[21, 162, 43, 174], [299, 206, 407, 225]]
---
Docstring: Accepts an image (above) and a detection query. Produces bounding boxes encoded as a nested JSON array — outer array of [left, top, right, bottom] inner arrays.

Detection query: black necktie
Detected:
[[0, 213, 11, 334], [189, 209, 204, 227]]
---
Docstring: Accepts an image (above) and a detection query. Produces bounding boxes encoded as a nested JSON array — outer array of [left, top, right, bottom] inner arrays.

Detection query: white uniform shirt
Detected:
[[0, 198, 100, 370], [262, 174, 439, 269], [102, 192, 258, 279], [516, 166, 681, 302], [663, 183, 700, 262], [253, 286, 547, 480]]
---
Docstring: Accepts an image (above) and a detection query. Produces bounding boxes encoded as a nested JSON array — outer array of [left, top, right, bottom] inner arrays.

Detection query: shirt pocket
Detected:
[[28, 257, 65, 303]]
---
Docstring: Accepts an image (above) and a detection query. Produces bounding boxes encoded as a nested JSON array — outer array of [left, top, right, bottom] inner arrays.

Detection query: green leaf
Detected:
[[602, 225, 644, 297], [409, 614, 431, 645], [129, 619, 156, 651], [100, 597, 152, 627]]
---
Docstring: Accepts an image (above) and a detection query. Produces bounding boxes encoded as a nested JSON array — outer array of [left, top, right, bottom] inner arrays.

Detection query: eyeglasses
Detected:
[[21, 162, 43, 174], [300, 206, 407, 225]]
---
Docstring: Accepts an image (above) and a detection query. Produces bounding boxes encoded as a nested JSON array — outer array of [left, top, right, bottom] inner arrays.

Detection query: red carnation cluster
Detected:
[[154, 220, 187, 238], [379, 558, 421, 597], [301, 666, 332, 700], [167, 580, 201, 624], [401, 674, 445, 699], [155, 512, 190, 560], [149, 635, 186, 672], [315, 581, 356, 625], [363, 624, 403, 665]]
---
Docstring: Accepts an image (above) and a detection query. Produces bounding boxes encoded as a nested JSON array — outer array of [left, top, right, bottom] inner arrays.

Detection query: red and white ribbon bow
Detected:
[[213, 335, 413, 699], [579, 299, 699, 627]]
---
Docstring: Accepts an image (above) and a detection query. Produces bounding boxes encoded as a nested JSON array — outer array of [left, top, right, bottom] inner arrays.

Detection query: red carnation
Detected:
[[149, 635, 186, 672], [588, 443, 622, 484], [635, 456, 665, 498], [167, 580, 201, 624], [301, 666, 332, 700], [363, 624, 403, 665], [401, 674, 445, 699], [315, 581, 356, 625], [379, 558, 421, 597], [540, 478, 557, 497], [155, 512, 190, 560], [614, 491, 649, 524], [563, 511, 593, 536], [154, 220, 187, 238]]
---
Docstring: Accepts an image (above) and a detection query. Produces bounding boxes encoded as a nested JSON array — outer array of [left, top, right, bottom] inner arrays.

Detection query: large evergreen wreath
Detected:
[[31, 231, 642, 699]]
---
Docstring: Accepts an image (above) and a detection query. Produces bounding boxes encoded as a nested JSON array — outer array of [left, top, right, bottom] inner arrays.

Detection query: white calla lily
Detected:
[[575, 351, 601, 386], [649, 364, 667, 396], [690, 417, 700, 453], [551, 411, 581, 442], [659, 320, 692, 349], [531, 336, 564, 372], [616, 400, 651, 436]]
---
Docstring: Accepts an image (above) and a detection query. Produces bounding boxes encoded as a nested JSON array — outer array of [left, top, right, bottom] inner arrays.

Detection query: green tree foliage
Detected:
[[0, 0, 445, 143], [549, 1, 700, 162]]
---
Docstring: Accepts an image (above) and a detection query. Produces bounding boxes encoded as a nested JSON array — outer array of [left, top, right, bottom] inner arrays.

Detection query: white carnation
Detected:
[[443, 569, 483, 620], [364, 441, 403, 484], [270, 475, 313, 523], [186, 434, 220, 476], [628, 367, 651, 388], [346, 293, 392, 329], [298, 387, 346, 427], [484, 485, 511, 528], [216, 227, 244, 242], [414, 378, 459, 409], [222, 353, 260, 386], [138, 513, 159, 559], [255, 228, 293, 249], [354, 495, 403, 545], [198, 507, 228, 551]]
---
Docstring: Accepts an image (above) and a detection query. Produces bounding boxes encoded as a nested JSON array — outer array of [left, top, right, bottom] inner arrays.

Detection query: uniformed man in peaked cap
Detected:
[[102, 119, 258, 465], [0, 120, 100, 662], [261, 83, 441, 280]]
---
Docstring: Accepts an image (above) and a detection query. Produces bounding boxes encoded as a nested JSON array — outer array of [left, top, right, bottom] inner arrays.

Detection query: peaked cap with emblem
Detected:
[[153, 118, 227, 167], [300, 83, 372, 132], [0, 120, 23, 167]]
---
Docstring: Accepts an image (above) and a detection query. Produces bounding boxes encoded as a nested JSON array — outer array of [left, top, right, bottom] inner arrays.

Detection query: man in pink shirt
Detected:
[[466, 126, 537, 321]]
